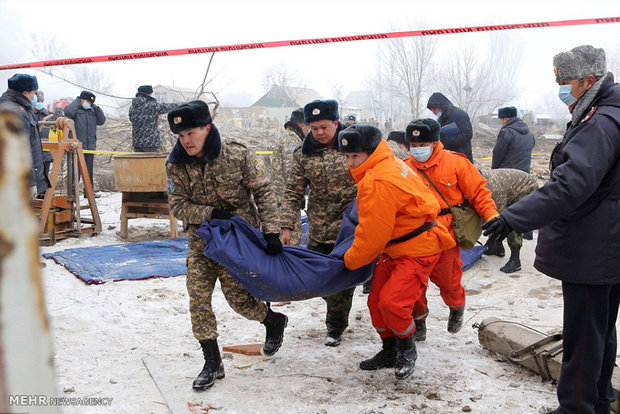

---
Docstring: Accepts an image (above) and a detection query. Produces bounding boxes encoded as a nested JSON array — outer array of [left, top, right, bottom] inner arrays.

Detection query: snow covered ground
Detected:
[[38, 191, 588, 414]]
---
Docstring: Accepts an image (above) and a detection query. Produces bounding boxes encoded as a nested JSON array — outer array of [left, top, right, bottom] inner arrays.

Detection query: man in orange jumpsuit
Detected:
[[339, 123, 455, 380], [404, 118, 498, 341]]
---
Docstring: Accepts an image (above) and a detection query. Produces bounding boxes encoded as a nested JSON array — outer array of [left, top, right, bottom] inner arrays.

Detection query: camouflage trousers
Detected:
[[307, 239, 355, 335], [506, 231, 523, 250], [186, 231, 268, 341]]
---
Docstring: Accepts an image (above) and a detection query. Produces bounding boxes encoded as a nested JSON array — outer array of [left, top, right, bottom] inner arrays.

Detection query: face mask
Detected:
[[558, 85, 577, 107], [410, 146, 433, 162], [435, 112, 443, 118], [31, 94, 38, 105], [82, 101, 92, 110], [34, 102, 45, 111]]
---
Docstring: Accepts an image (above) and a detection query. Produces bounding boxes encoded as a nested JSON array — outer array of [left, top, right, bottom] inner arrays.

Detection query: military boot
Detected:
[[500, 247, 522, 274], [447, 307, 464, 333], [483, 238, 505, 257], [413, 319, 426, 342], [193, 339, 225, 391], [394, 335, 417, 380], [261, 309, 288, 356], [359, 336, 397, 370]]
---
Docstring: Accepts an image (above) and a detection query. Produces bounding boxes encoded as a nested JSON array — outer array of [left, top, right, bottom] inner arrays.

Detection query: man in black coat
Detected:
[[483, 45, 620, 414], [492, 106, 535, 173], [426, 92, 474, 162], [129, 85, 180, 152]]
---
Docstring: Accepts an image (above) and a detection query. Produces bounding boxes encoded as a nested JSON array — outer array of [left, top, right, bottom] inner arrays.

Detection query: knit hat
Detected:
[[387, 130, 409, 150], [338, 124, 382, 154], [406, 118, 440, 143], [138, 85, 153, 94], [7, 74, 38, 92], [289, 108, 305, 124], [79, 90, 96, 103], [167, 100, 212, 134], [553, 45, 607, 82], [303, 99, 339, 123], [498, 106, 517, 119]]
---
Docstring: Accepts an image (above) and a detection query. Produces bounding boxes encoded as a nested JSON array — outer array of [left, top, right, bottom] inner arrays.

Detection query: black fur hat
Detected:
[[167, 100, 212, 134], [138, 85, 153, 94], [79, 90, 96, 103], [289, 108, 305, 124], [304, 99, 339, 123], [8, 74, 38, 92], [498, 106, 517, 119], [338, 124, 382, 154], [387, 130, 409, 150], [406, 118, 440, 143]]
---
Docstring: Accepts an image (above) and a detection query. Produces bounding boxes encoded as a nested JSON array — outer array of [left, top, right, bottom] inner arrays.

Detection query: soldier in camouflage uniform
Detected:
[[272, 108, 308, 246], [165, 101, 288, 391], [280, 99, 358, 347], [480, 168, 539, 273]]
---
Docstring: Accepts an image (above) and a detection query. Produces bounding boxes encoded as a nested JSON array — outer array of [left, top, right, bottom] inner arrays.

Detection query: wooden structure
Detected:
[[113, 154, 177, 239], [37, 119, 101, 245]]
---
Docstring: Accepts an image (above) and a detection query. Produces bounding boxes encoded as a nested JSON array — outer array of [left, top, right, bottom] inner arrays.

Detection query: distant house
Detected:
[[250, 85, 323, 122], [342, 90, 376, 123]]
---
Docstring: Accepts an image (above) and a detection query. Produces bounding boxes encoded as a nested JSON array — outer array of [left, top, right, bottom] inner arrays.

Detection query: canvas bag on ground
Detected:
[[418, 170, 482, 249]]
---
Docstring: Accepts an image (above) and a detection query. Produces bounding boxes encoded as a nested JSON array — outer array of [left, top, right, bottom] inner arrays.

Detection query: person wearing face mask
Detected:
[[426, 92, 474, 163], [404, 118, 498, 341], [0, 73, 50, 196], [64, 90, 106, 198], [338, 124, 454, 380], [483, 45, 620, 414], [32, 90, 54, 178]]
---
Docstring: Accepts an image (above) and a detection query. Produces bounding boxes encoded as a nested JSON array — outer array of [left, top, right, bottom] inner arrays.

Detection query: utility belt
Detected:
[[386, 220, 436, 247]]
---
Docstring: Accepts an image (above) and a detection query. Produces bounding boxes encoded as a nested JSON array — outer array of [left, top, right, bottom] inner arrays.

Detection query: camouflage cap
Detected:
[[553, 45, 606, 82]]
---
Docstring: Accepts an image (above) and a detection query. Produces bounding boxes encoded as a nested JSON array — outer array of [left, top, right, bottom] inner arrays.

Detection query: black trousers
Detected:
[[78, 153, 95, 193], [557, 281, 620, 414]]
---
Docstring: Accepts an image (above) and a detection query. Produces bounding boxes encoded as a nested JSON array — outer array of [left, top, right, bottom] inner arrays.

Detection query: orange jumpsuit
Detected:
[[405, 142, 498, 321], [344, 140, 455, 338]]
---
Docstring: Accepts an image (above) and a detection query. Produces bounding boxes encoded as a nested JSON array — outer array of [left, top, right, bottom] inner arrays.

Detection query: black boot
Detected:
[[500, 247, 522, 273], [394, 335, 417, 380], [359, 336, 397, 370], [483, 238, 505, 257], [413, 319, 426, 342], [447, 307, 464, 333], [193, 339, 225, 391], [261, 309, 288, 356]]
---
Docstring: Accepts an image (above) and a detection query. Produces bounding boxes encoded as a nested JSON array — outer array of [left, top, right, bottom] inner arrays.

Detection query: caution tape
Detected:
[[44, 148, 273, 155], [2, 17, 618, 70]]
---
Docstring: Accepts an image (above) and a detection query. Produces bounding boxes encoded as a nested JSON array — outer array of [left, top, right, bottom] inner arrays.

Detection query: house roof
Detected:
[[252, 85, 322, 108]]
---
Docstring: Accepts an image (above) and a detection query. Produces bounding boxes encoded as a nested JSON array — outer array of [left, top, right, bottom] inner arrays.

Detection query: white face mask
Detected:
[[82, 101, 92, 110], [410, 146, 433, 162]]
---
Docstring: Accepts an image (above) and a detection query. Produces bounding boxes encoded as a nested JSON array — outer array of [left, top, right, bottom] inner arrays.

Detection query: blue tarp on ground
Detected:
[[197, 203, 374, 301], [42, 238, 188, 284]]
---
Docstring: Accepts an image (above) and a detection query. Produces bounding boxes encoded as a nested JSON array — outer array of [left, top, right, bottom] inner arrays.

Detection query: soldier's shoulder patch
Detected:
[[168, 178, 175, 192], [580, 105, 598, 124], [252, 159, 261, 173]]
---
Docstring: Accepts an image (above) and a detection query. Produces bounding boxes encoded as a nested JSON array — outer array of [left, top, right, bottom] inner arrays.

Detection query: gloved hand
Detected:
[[482, 215, 512, 242], [264, 233, 283, 255], [211, 209, 233, 220]]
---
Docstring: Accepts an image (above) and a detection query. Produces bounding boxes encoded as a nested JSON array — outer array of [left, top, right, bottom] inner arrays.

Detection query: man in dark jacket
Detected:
[[483, 45, 620, 414], [129, 85, 180, 152], [0, 74, 50, 196], [64, 90, 106, 196], [492, 106, 535, 172], [426, 92, 474, 163]]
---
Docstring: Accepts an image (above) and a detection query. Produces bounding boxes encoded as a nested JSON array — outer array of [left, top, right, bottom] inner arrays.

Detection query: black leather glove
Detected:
[[264, 233, 283, 255], [211, 209, 233, 220], [482, 215, 512, 242]]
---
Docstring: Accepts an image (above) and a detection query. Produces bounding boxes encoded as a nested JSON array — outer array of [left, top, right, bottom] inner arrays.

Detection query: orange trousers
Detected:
[[368, 253, 442, 339], [412, 245, 465, 321]]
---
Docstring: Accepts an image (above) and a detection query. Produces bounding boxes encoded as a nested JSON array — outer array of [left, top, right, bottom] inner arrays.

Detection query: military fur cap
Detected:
[[498, 106, 517, 119], [338, 124, 382, 154], [289, 108, 305, 124], [553, 45, 606, 82], [8, 74, 38, 92], [79, 90, 96, 103], [303, 99, 339, 123], [387, 130, 409, 150], [347, 114, 356, 121], [138, 85, 153, 94], [167, 100, 212, 134], [406, 118, 440, 143]]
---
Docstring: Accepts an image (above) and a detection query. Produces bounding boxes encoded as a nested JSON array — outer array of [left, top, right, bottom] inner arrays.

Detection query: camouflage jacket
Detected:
[[166, 125, 279, 240], [129, 93, 179, 149], [272, 122, 305, 207], [480, 168, 539, 212], [281, 122, 357, 244]]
